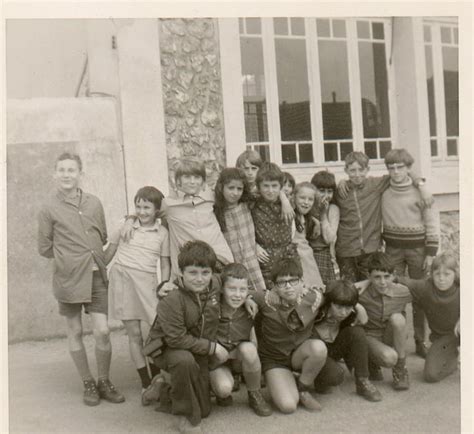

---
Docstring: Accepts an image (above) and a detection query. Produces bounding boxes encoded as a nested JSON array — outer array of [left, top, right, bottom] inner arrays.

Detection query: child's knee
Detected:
[[380, 348, 398, 367], [238, 342, 258, 363], [276, 396, 298, 414], [126, 326, 143, 344], [307, 339, 328, 360], [389, 313, 406, 330], [213, 378, 233, 398], [93, 325, 110, 343], [67, 325, 83, 342]]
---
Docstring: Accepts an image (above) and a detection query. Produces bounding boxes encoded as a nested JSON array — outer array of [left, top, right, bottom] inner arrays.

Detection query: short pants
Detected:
[[259, 351, 295, 373], [58, 271, 108, 317]]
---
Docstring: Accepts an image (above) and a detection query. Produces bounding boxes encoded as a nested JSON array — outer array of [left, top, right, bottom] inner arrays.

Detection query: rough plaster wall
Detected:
[[159, 18, 226, 189], [440, 211, 460, 257]]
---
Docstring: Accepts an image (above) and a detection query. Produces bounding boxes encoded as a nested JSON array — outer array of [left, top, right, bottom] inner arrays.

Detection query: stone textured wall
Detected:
[[440, 211, 460, 257], [159, 18, 226, 190]]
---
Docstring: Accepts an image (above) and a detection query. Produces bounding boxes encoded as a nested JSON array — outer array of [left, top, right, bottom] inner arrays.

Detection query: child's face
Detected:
[[294, 186, 315, 215], [273, 274, 303, 302], [259, 180, 281, 203], [222, 277, 249, 309], [387, 162, 410, 184], [181, 265, 213, 293], [432, 265, 456, 291], [241, 160, 259, 184], [369, 269, 394, 294], [345, 161, 369, 186], [282, 181, 294, 198], [54, 159, 82, 193], [135, 198, 157, 227], [223, 179, 244, 206], [314, 187, 334, 205], [328, 303, 354, 322], [177, 174, 204, 196]]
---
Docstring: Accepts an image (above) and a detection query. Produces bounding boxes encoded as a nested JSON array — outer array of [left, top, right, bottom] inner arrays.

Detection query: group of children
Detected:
[[37, 148, 460, 434]]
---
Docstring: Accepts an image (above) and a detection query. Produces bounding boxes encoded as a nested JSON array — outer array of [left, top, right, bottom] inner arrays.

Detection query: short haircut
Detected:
[[178, 240, 217, 271], [344, 151, 369, 169], [282, 172, 296, 189], [134, 186, 164, 213], [175, 158, 206, 183], [384, 148, 415, 168], [367, 252, 395, 274], [256, 162, 284, 187], [311, 170, 336, 191], [221, 263, 250, 286], [294, 181, 317, 197], [55, 152, 83, 171], [235, 149, 263, 168], [431, 252, 460, 285], [324, 280, 359, 307], [270, 258, 303, 282]]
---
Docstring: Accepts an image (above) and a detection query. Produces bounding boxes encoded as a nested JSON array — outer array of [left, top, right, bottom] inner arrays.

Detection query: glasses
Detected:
[[274, 278, 300, 289]]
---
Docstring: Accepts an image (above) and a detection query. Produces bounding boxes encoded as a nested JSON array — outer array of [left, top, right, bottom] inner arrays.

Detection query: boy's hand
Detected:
[[256, 244, 270, 264], [121, 217, 136, 242], [417, 185, 434, 209], [311, 217, 321, 238], [454, 319, 460, 338], [214, 343, 230, 364], [337, 179, 350, 199], [352, 303, 368, 326], [245, 297, 259, 318], [280, 193, 295, 225], [156, 281, 177, 299], [265, 290, 281, 309], [423, 255, 434, 274]]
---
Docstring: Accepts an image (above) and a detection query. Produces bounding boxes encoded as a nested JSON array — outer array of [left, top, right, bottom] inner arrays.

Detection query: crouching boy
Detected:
[[209, 263, 272, 417]]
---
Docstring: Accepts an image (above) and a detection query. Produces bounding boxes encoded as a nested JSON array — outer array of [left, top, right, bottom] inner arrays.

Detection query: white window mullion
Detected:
[[262, 18, 282, 165], [385, 19, 398, 149], [346, 18, 364, 152], [306, 18, 324, 164]]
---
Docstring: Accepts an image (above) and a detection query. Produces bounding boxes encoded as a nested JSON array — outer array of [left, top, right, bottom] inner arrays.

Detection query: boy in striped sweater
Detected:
[[382, 148, 440, 358]]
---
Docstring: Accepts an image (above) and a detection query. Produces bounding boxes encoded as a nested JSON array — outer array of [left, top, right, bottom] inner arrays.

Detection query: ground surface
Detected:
[[8, 324, 461, 434]]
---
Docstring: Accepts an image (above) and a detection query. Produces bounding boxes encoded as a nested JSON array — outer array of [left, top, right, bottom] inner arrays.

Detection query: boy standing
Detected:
[[382, 149, 440, 358], [37, 152, 124, 406], [358, 253, 412, 391]]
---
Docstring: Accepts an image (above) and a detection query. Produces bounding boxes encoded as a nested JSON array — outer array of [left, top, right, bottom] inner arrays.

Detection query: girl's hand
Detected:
[[156, 281, 177, 299], [454, 319, 460, 338], [121, 217, 136, 242], [423, 255, 434, 274], [337, 180, 350, 199], [311, 217, 321, 238], [319, 196, 330, 215], [245, 297, 259, 319], [256, 244, 270, 264]]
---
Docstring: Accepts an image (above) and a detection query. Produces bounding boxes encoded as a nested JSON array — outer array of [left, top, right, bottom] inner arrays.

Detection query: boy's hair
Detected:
[[55, 152, 83, 171], [175, 158, 206, 184], [282, 172, 296, 189], [221, 263, 250, 287], [235, 149, 263, 168], [134, 186, 164, 214], [344, 151, 369, 169], [384, 148, 415, 168], [325, 279, 359, 307], [431, 252, 460, 285], [256, 162, 284, 187], [270, 258, 303, 282], [311, 170, 336, 191], [367, 252, 395, 274], [178, 240, 217, 271]]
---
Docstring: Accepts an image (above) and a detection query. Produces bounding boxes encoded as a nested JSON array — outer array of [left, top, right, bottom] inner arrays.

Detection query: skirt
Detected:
[[108, 263, 158, 324]]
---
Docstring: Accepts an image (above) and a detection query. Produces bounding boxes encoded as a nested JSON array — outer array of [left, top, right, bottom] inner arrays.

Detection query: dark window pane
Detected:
[[254, 145, 271, 162], [240, 37, 269, 143], [299, 143, 314, 163], [357, 21, 370, 39], [441, 26, 451, 44], [275, 38, 312, 141], [274, 18, 288, 35], [291, 18, 305, 35], [317, 19, 330, 37], [453, 28, 458, 44], [332, 19, 346, 38], [364, 141, 377, 159], [372, 22, 384, 40], [239, 18, 244, 34], [379, 140, 391, 158], [442, 46, 458, 137], [340, 142, 353, 160], [324, 142, 338, 161], [425, 46, 437, 137], [246, 18, 261, 34], [318, 40, 352, 140], [359, 41, 391, 138], [423, 25, 431, 43], [282, 144, 297, 163], [430, 139, 438, 156], [447, 139, 458, 156]]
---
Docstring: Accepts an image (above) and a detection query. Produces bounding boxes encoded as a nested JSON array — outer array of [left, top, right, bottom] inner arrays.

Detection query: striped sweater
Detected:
[[381, 178, 439, 256]]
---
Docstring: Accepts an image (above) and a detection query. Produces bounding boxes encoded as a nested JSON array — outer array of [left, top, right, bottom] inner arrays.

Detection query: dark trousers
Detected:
[[155, 348, 211, 426], [315, 326, 370, 387], [337, 253, 375, 283], [424, 334, 459, 383]]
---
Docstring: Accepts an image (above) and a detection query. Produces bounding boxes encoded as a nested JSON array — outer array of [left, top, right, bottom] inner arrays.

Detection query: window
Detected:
[[424, 20, 458, 159], [238, 17, 394, 166]]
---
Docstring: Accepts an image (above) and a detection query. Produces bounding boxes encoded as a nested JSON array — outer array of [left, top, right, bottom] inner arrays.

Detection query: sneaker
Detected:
[[415, 341, 428, 359], [298, 391, 322, 412], [216, 395, 233, 407], [97, 379, 126, 403], [355, 377, 382, 402], [142, 374, 165, 406], [392, 365, 410, 391], [248, 390, 273, 417], [83, 379, 100, 406], [232, 374, 241, 392], [368, 362, 384, 382]]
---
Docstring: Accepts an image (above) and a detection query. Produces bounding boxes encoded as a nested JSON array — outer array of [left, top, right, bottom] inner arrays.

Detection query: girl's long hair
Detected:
[[213, 168, 251, 232], [294, 182, 317, 238]]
